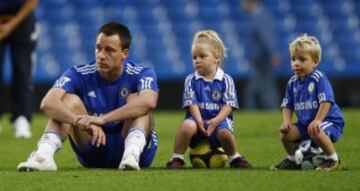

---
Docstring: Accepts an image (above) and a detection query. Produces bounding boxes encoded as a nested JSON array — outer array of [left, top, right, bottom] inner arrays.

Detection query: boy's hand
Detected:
[[279, 121, 292, 134], [206, 118, 220, 136], [308, 120, 322, 136]]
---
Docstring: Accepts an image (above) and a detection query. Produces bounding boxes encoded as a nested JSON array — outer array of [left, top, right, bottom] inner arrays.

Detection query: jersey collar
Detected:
[[195, 68, 224, 82]]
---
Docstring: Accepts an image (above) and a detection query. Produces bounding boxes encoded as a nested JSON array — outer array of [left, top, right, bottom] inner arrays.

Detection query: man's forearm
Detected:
[[41, 98, 78, 125], [102, 93, 157, 123]]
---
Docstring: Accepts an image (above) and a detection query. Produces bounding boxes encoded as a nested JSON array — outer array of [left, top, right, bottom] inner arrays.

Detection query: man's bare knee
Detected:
[[122, 113, 152, 137], [62, 94, 87, 114]]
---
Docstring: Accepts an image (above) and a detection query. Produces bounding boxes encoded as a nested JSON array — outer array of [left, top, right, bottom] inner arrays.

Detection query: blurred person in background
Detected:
[[242, 0, 281, 110], [0, 0, 38, 138]]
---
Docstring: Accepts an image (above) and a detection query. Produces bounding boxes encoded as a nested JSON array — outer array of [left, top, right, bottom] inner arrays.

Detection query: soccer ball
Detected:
[[189, 141, 228, 168], [295, 140, 326, 170]]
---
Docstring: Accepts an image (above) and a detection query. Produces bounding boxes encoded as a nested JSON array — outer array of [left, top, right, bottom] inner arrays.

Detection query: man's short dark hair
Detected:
[[98, 22, 132, 50]]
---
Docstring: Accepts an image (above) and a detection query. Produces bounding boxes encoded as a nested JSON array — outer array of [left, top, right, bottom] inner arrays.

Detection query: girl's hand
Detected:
[[197, 120, 208, 136], [206, 118, 220, 136]]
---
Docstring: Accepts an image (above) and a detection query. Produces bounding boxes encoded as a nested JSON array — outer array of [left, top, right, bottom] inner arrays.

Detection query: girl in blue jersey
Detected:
[[167, 30, 252, 169], [271, 34, 344, 171]]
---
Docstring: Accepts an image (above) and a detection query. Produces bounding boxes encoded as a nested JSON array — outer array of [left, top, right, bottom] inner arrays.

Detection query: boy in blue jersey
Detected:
[[166, 30, 252, 169], [271, 34, 344, 171], [17, 22, 159, 171]]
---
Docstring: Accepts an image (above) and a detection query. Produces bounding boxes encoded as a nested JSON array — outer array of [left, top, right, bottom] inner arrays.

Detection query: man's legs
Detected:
[[0, 42, 5, 132], [259, 74, 279, 110], [119, 95, 154, 170], [9, 14, 37, 139], [17, 94, 91, 171], [119, 113, 153, 170], [244, 75, 258, 110]]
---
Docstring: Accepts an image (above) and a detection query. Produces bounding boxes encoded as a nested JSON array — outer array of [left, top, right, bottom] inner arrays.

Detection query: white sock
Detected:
[[171, 153, 184, 161], [287, 154, 296, 162], [123, 128, 146, 162], [36, 132, 62, 157], [327, 153, 339, 161], [228, 153, 241, 163]]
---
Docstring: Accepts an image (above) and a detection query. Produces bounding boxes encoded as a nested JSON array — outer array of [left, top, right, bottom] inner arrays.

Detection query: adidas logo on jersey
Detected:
[[204, 86, 211, 92], [87, 91, 96, 98]]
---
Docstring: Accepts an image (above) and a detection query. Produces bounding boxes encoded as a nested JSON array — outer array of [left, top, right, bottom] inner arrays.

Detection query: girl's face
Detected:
[[291, 51, 319, 79], [191, 43, 220, 79]]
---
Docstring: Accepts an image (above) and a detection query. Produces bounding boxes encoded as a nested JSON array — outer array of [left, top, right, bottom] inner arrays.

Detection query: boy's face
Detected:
[[291, 51, 319, 79]]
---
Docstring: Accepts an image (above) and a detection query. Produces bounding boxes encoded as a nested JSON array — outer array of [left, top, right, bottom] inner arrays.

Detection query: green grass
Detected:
[[1, 110, 360, 191]]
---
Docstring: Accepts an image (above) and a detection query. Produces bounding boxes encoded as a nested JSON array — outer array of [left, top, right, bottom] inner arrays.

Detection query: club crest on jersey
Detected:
[[212, 89, 222, 101], [308, 82, 315, 93], [225, 92, 235, 99], [120, 87, 129, 98]]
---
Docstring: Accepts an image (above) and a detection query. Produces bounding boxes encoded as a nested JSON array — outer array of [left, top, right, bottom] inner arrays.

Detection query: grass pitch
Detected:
[[0, 110, 359, 191]]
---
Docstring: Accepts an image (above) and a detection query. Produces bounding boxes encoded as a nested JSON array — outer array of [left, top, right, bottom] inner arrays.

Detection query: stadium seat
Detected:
[[31, 0, 360, 81]]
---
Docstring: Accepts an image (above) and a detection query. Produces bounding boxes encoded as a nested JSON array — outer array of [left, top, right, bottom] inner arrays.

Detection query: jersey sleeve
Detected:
[[53, 68, 81, 94], [182, 74, 197, 108], [137, 68, 159, 93], [316, 75, 335, 103], [223, 75, 239, 108], [281, 79, 294, 109]]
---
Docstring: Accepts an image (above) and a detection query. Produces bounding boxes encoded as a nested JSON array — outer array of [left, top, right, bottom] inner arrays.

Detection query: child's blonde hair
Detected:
[[192, 30, 227, 65], [289, 34, 322, 62]]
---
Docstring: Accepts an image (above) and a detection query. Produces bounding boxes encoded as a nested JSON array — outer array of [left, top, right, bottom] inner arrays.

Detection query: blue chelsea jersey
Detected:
[[281, 70, 344, 126], [182, 68, 239, 120], [53, 60, 159, 132]]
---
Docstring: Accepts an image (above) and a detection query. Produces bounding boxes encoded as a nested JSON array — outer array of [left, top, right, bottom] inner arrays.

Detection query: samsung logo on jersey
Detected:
[[294, 101, 318, 111], [198, 102, 220, 110]]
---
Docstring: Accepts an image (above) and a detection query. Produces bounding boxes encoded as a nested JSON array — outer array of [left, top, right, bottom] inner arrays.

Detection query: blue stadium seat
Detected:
[[32, 0, 360, 81]]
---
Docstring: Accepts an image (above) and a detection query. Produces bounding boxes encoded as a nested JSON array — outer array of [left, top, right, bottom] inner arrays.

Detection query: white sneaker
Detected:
[[13, 116, 32, 139], [17, 151, 57, 171], [119, 153, 140, 171]]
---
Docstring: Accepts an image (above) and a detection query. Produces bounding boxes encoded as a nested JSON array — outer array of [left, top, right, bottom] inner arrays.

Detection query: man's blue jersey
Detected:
[[53, 60, 159, 133], [281, 70, 344, 126], [182, 68, 239, 120]]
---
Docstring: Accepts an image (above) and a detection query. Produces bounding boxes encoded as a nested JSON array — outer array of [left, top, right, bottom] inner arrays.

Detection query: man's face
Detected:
[[95, 33, 128, 73]]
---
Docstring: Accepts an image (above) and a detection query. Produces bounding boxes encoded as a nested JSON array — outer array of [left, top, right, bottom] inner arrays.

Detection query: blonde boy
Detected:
[[271, 34, 344, 171]]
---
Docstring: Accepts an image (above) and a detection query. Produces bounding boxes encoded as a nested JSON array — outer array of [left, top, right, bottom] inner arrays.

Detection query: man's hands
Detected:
[[75, 115, 106, 147], [0, 19, 16, 41], [76, 115, 106, 128]]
